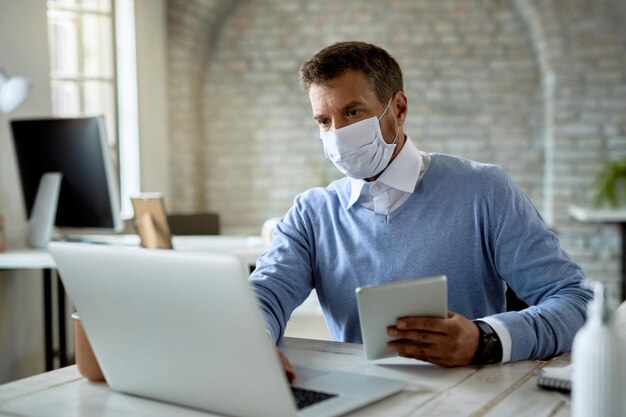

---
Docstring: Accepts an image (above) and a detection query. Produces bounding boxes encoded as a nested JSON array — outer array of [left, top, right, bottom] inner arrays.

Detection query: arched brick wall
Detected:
[[168, 0, 238, 210], [193, 0, 543, 230]]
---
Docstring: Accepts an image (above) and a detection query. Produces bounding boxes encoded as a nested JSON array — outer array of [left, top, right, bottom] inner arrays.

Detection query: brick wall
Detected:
[[532, 0, 626, 298], [167, 0, 626, 300]]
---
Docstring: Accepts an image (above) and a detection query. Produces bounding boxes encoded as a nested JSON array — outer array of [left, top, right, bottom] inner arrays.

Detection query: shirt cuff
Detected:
[[477, 317, 512, 363]]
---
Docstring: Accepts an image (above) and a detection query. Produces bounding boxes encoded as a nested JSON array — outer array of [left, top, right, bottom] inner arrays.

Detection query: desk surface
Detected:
[[0, 235, 267, 269], [0, 338, 570, 417]]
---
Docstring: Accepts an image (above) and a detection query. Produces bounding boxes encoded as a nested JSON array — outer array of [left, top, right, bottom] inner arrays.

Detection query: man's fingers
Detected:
[[395, 316, 449, 333], [387, 327, 448, 344], [278, 351, 297, 383], [285, 367, 297, 383], [387, 341, 463, 367], [387, 311, 480, 367], [387, 340, 446, 359]]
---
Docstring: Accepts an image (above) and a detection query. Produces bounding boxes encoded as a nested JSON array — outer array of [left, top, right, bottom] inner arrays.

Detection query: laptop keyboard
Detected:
[[291, 386, 338, 409]]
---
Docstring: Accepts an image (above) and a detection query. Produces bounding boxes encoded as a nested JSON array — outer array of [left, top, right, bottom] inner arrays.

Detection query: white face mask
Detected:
[[320, 100, 399, 179]]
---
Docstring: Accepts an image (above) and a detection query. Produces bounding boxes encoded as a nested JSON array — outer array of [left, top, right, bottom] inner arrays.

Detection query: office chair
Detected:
[[166, 213, 220, 236], [505, 287, 529, 312]]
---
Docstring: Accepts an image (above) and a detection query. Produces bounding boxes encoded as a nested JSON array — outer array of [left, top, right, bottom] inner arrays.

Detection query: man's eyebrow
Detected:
[[312, 113, 326, 121], [341, 100, 365, 112], [312, 100, 366, 120]]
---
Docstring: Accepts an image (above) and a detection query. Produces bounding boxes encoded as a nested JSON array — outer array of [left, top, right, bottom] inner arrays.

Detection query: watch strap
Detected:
[[472, 320, 503, 365]]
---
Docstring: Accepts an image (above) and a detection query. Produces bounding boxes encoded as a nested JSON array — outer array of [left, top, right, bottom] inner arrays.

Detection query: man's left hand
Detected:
[[386, 311, 480, 367]]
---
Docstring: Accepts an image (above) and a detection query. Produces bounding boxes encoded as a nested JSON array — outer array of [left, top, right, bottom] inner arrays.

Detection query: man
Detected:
[[250, 41, 591, 372]]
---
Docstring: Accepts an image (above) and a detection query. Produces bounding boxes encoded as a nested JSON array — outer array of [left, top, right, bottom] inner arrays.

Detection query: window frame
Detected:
[[47, 0, 141, 220]]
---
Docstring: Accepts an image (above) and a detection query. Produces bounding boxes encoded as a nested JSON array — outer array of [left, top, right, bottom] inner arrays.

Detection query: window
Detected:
[[47, 0, 116, 147], [47, 0, 140, 219]]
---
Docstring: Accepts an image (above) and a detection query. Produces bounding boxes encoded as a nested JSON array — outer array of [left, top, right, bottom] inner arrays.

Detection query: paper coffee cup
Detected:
[[72, 313, 106, 382]]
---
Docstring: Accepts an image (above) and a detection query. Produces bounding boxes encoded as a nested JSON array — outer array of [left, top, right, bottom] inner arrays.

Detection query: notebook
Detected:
[[48, 242, 405, 417], [536, 365, 572, 393]]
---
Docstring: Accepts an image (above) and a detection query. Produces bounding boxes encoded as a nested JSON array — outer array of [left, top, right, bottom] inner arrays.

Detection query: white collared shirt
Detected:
[[347, 137, 430, 215]]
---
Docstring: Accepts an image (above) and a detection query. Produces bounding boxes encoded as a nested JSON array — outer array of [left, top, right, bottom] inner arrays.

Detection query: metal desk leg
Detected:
[[57, 272, 67, 367], [43, 269, 53, 371]]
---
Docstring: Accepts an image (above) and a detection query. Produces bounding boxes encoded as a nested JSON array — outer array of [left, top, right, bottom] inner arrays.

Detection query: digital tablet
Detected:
[[356, 275, 448, 360]]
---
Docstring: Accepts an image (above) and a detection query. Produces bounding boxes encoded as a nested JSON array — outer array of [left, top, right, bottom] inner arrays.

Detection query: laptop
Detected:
[[49, 242, 405, 417]]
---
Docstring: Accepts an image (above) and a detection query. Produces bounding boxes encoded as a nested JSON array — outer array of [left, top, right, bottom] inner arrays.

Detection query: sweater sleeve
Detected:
[[249, 195, 315, 343], [487, 172, 592, 361]]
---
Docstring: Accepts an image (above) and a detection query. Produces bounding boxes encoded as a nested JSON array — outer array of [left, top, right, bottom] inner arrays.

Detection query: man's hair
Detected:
[[299, 41, 404, 105]]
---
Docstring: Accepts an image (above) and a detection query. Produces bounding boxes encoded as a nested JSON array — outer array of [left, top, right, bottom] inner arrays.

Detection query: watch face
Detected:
[[474, 321, 503, 365], [482, 334, 501, 364]]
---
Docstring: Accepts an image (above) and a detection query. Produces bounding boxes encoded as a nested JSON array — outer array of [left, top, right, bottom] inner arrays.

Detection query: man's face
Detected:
[[308, 70, 399, 145]]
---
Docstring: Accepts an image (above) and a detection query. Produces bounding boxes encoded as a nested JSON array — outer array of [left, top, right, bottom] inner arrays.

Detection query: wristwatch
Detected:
[[472, 320, 503, 365]]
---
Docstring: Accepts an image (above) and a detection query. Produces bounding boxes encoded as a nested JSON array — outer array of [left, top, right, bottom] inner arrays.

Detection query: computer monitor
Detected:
[[11, 116, 123, 240]]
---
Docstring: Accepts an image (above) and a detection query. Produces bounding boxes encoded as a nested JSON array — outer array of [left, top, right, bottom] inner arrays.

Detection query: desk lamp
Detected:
[[0, 69, 31, 113]]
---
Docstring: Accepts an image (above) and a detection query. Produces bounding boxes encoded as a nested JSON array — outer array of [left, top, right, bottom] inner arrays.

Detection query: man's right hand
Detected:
[[278, 350, 297, 383], [386, 311, 480, 367]]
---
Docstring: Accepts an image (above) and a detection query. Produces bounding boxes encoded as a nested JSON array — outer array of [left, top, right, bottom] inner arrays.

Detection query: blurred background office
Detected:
[[1, 0, 625, 383]]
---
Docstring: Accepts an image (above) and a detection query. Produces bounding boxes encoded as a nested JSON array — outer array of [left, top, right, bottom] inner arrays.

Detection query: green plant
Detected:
[[594, 158, 626, 208]]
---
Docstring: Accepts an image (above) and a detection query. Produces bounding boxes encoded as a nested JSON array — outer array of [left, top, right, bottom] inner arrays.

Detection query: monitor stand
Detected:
[[27, 172, 62, 248]]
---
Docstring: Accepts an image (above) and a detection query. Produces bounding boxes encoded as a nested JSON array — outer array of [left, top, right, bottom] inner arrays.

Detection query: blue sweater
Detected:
[[250, 154, 592, 362]]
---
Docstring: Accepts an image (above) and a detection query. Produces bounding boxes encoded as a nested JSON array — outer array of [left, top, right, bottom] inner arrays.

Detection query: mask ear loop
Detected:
[[377, 98, 393, 121], [378, 96, 400, 145], [390, 121, 399, 145]]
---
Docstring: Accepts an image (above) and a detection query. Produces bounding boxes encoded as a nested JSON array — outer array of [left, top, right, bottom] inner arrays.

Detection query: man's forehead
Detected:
[[309, 93, 370, 119], [308, 72, 379, 112]]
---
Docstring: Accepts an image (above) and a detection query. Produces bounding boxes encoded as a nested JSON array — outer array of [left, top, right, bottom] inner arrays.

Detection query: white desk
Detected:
[[0, 235, 267, 269], [58, 234, 267, 267], [0, 235, 267, 371], [0, 248, 56, 269], [0, 337, 570, 417]]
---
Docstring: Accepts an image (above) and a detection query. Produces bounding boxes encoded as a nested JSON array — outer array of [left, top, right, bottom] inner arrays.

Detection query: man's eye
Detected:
[[318, 119, 330, 127], [347, 109, 361, 117]]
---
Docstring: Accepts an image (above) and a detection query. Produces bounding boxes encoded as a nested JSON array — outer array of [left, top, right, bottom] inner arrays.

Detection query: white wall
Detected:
[[0, 0, 170, 382], [0, 0, 53, 382]]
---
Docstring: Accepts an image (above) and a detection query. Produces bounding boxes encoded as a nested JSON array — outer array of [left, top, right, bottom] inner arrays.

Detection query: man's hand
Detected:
[[278, 350, 297, 383], [386, 311, 480, 367]]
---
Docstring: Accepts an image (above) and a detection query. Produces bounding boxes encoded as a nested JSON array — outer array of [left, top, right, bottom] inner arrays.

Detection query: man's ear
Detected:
[[394, 91, 408, 127]]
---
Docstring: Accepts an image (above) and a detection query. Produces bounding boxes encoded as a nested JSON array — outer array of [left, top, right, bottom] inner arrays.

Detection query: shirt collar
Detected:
[[347, 137, 422, 209]]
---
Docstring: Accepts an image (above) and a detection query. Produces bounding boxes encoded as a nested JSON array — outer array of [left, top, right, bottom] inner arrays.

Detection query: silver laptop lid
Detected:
[[49, 242, 298, 417]]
